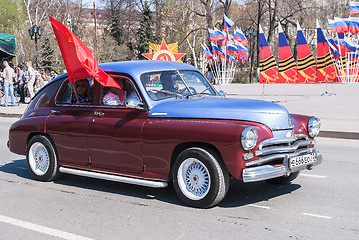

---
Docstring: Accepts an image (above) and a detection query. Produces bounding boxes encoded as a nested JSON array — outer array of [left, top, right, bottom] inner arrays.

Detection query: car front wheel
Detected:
[[27, 135, 60, 181], [172, 147, 229, 208]]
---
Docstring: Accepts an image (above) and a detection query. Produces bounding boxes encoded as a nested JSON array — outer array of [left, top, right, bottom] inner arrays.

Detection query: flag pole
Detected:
[[93, 2, 98, 58], [71, 82, 80, 104]]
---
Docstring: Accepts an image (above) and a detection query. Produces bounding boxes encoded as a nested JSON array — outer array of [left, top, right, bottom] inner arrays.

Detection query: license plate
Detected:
[[289, 152, 317, 169]]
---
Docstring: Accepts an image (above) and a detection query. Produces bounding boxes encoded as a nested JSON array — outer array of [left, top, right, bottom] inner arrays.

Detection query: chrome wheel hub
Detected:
[[28, 142, 50, 176], [177, 158, 211, 200]]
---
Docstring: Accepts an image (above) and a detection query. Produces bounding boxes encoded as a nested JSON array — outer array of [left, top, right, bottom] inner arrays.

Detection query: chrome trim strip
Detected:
[[272, 124, 294, 130], [151, 112, 168, 116], [242, 165, 287, 182], [258, 134, 308, 150], [247, 148, 317, 167], [255, 140, 312, 156], [242, 151, 322, 183], [59, 167, 168, 188]]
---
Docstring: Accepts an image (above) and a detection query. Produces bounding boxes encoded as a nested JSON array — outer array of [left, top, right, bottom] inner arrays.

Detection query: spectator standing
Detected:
[[50, 71, 58, 80], [206, 63, 214, 84], [26, 61, 36, 98], [2, 61, 15, 106], [34, 71, 45, 94], [15, 65, 26, 104]]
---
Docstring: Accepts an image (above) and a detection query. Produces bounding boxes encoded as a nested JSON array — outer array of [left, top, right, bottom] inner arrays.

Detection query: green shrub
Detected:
[[232, 70, 251, 84]]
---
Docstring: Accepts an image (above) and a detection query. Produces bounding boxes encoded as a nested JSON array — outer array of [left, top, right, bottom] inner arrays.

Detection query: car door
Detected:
[[46, 79, 93, 166], [87, 76, 147, 173]]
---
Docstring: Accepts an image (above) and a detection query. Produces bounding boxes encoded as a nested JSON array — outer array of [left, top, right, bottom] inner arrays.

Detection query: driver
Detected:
[[160, 72, 176, 92], [147, 72, 178, 100]]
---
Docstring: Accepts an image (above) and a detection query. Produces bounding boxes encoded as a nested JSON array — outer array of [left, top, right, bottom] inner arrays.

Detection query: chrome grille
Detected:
[[245, 134, 316, 167]]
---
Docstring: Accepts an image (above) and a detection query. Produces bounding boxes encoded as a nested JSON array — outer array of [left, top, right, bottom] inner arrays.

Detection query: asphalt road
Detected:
[[0, 118, 358, 240]]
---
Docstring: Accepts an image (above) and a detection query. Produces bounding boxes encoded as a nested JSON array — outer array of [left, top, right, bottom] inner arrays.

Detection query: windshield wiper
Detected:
[[186, 87, 211, 99], [153, 89, 184, 99]]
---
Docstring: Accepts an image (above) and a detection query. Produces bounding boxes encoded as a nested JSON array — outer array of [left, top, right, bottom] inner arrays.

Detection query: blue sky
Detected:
[[83, 0, 105, 9]]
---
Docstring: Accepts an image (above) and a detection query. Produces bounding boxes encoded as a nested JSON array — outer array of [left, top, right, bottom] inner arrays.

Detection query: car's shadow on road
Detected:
[[1, 159, 301, 208]]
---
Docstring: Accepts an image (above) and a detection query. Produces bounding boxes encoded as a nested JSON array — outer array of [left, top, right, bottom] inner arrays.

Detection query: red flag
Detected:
[[49, 16, 120, 89], [259, 25, 279, 84], [317, 20, 337, 83], [297, 22, 317, 83], [278, 23, 297, 83]]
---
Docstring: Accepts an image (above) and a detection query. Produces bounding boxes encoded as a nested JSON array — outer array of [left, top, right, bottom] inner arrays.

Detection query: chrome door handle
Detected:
[[51, 109, 60, 115], [94, 111, 105, 117]]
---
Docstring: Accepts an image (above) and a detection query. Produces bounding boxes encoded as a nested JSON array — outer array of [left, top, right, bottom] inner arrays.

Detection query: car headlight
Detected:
[[241, 127, 258, 151], [308, 117, 321, 138]]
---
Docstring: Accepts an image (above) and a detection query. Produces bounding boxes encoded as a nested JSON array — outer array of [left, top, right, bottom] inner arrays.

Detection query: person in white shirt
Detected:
[[2, 61, 15, 106], [102, 87, 123, 105], [26, 61, 36, 99]]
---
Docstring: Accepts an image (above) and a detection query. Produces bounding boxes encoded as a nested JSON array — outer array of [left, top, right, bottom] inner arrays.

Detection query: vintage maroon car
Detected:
[[8, 61, 322, 208]]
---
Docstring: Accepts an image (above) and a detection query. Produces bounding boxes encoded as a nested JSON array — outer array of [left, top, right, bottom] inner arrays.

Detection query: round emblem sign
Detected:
[[152, 50, 176, 61]]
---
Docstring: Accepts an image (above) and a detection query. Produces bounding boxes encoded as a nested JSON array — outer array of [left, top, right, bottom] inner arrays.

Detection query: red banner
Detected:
[[49, 16, 120, 88]]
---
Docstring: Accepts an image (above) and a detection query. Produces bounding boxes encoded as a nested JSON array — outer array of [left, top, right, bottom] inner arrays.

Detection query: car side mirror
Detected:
[[125, 98, 146, 110], [218, 90, 226, 96]]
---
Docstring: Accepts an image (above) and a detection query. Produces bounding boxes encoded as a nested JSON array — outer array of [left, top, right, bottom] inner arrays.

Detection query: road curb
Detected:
[[318, 131, 359, 140], [0, 113, 22, 118]]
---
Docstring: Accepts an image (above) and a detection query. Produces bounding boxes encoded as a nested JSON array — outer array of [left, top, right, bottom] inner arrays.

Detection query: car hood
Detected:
[[148, 96, 292, 130]]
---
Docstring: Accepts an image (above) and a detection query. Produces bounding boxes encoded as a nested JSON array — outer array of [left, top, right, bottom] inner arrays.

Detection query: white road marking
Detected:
[[16, 167, 28, 170], [302, 213, 332, 219], [0, 215, 94, 240], [300, 173, 327, 178], [248, 204, 271, 209]]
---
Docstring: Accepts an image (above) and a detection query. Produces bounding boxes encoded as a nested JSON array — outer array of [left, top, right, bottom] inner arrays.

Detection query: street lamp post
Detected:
[[28, 24, 43, 68], [244, 27, 257, 83]]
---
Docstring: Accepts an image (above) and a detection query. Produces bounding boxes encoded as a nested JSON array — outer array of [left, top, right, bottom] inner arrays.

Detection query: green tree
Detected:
[[39, 36, 55, 72], [99, 31, 133, 63], [110, 16, 123, 45], [137, 2, 156, 59], [0, 0, 24, 34]]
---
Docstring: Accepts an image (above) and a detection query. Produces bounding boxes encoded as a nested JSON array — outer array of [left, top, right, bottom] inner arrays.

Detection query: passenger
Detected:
[[72, 79, 92, 104], [102, 80, 124, 105]]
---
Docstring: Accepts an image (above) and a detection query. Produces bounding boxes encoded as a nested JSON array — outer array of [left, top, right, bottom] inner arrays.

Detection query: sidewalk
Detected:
[[216, 82, 359, 139], [1, 83, 358, 139]]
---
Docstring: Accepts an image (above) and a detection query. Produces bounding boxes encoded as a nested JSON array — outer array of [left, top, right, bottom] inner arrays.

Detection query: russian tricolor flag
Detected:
[[213, 27, 226, 44], [202, 44, 214, 60], [226, 39, 239, 56], [208, 28, 216, 42], [327, 38, 341, 59], [235, 42, 248, 61], [350, 1, 359, 15], [211, 42, 225, 59], [223, 14, 234, 32], [226, 54, 236, 63], [233, 28, 248, 46], [348, 17, 359, 33], [343, 36, 358, 52]]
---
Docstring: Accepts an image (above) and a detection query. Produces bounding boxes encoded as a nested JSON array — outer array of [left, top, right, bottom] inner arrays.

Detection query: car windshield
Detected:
[[141, 70, 216, 101]]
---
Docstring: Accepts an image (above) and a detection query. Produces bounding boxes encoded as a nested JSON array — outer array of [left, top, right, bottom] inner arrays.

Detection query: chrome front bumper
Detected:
[[242, 150, 322, 183]]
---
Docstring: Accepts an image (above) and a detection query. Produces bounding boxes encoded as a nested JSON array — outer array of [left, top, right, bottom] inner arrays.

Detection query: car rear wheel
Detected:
[[172, 147, 229, 208], [27, 135, 60, 181], [265, 172, 300, 184]]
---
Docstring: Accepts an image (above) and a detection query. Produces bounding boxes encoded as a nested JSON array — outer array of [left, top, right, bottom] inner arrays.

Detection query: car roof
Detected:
[[99, 60, 199, 80], [54, 60, 206, 109]]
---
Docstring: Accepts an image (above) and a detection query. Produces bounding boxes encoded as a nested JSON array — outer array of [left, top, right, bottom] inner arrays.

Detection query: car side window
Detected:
[[58, 82, 73, 104], [101, 78, 140, 107], [57, 79, 93, 105]]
